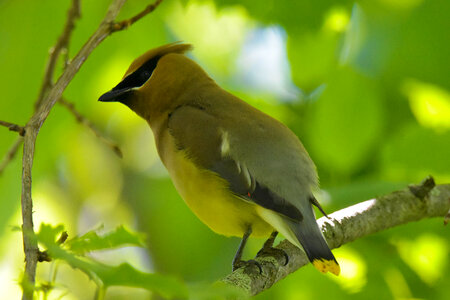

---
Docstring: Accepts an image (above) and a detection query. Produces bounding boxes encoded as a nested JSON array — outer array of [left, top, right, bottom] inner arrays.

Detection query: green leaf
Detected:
[[93, 263, 187, 299], [35, 224, 188, 299], [215, 0, 353, 32], [381, 0, 450, 90], [67, 225, 145, 254], [381, 124, 450, 181], [288, 31, 340, 92], [308, 67, 383, 175]]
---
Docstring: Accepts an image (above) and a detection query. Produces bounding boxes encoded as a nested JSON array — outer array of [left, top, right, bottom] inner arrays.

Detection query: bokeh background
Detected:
[[1, 0, 449, 299]]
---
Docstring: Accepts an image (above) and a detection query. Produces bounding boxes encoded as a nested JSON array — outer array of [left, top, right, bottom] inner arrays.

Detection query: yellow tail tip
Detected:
[[312, 259, 341, 276]]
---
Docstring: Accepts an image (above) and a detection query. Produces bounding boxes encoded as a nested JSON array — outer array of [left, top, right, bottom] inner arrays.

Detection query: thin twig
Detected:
[[0, 120, 25, 136], [1, 0, 81, 177], [112, 0, 164, 31], [22, 2, 82, 296], [58, 98, 123, 157], [222, 178, 450, 296], [34, 0, 81, 110], [37, 231, 69, 263], [0, 137, 23, 174], [20, 0, 164, 298]]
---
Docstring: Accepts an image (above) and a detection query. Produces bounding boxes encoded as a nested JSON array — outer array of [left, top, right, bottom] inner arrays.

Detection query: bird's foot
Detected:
[[256, 246, 289, 266], [255, 231, 289, 266], [232, 259, 263, 274]]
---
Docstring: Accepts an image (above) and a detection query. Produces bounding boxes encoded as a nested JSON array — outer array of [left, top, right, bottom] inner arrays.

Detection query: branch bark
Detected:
[[21, 0, 126, 294], [20, 1, 165, 299], [0, 120, 25, 136], [222, 177, 450, 296], [34, 0, 81, 110], [112, 0, 164, 31]]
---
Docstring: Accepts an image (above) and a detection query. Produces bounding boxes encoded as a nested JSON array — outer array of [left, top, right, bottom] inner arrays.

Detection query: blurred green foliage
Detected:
[[0, 0, 449, 299], [34, 224, 187, 299]]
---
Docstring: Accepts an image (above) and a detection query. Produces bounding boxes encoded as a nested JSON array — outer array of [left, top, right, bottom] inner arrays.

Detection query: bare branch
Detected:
[[20, 0, 164, 297], [222, 178, 450, 296], [112, 0, 164, 32], [34, 0, 81, 110], [58, 98, 123, 157], [0, 120, 25, 136], [1, 1, 80, 177], [0, 138, 23, 174]]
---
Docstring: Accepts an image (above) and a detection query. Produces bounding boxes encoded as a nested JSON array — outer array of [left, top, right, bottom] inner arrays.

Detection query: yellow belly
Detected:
[[159, 134, 273, 237]]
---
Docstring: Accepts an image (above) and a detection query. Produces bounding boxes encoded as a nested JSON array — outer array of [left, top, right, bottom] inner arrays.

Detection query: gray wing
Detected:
[[167, 104, 304, 221]]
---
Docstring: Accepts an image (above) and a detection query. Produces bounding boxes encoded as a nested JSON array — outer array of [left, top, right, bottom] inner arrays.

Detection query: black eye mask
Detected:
[[98, 55, 161, 103]]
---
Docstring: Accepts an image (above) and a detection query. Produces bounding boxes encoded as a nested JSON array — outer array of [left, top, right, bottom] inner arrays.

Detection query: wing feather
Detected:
[[168, 104, 303, 221]]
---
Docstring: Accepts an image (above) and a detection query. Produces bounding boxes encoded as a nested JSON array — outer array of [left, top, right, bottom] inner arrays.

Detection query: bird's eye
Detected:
[[141, 70, 151, 80], [113, 56, 160, 91]]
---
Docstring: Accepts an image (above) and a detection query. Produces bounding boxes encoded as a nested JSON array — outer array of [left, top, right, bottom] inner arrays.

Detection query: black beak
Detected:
[[98, 87, 133, 103]]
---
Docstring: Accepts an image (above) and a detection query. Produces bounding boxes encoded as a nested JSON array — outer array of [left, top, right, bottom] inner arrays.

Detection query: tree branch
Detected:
[[20, 0, 165, 298], [222, 177, 450, 296], [34, 0, 81, 110], [0, 120, 25, 136], [112, 0, 164, 32]]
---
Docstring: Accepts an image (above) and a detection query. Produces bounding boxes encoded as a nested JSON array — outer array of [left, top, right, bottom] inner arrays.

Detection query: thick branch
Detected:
[[222, 178, 450, 296]]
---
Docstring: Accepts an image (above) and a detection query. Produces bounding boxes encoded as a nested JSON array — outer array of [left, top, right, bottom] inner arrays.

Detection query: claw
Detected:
[[233, 259, 263, 274], [256, 231, 289, 266], [257, 246, 289, 266]]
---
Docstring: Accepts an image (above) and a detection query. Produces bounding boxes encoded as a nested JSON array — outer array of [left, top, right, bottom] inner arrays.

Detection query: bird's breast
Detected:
[[156, 129, 273, 238]]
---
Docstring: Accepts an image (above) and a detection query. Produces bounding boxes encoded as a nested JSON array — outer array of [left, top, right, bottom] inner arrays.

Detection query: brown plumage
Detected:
[[99, 42, 340, 275]]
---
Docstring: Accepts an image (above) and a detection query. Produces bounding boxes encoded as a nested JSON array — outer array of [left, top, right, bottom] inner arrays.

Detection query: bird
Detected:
[[98, 42, 340, 275]]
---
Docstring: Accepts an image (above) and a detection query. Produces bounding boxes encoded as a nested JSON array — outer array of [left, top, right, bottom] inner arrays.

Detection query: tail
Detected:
[[289, 205, 340, 276]]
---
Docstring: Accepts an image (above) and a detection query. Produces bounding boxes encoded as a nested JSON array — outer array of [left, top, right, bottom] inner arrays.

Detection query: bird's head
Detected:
[[98, 42, 195, 120]]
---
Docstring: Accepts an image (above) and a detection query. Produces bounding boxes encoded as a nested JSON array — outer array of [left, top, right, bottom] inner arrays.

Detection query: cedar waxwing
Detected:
[[99, 42, 340, 275]]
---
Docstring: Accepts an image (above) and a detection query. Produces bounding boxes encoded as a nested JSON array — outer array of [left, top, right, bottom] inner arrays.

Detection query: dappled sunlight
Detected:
[[89, 246, 153, 273], [236, 26, 299, 101], [122, 125, 160, 174], [43, 263, 97, 300], [393, 234, 448, 285], [324, 199, 376, 223], [330, 247, 367, 293], [0, 210, 24, 300], [384, 268, 413, 299], [166, 0, 252, 76], [78, 200, 135, 236], [323, 7, 350, 33], [105, 286, 151, 300], [65, 130, 123, 207], [403, 80, 450, 131], [1, 0, 449, 298], [33, 181, 77, 233]]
